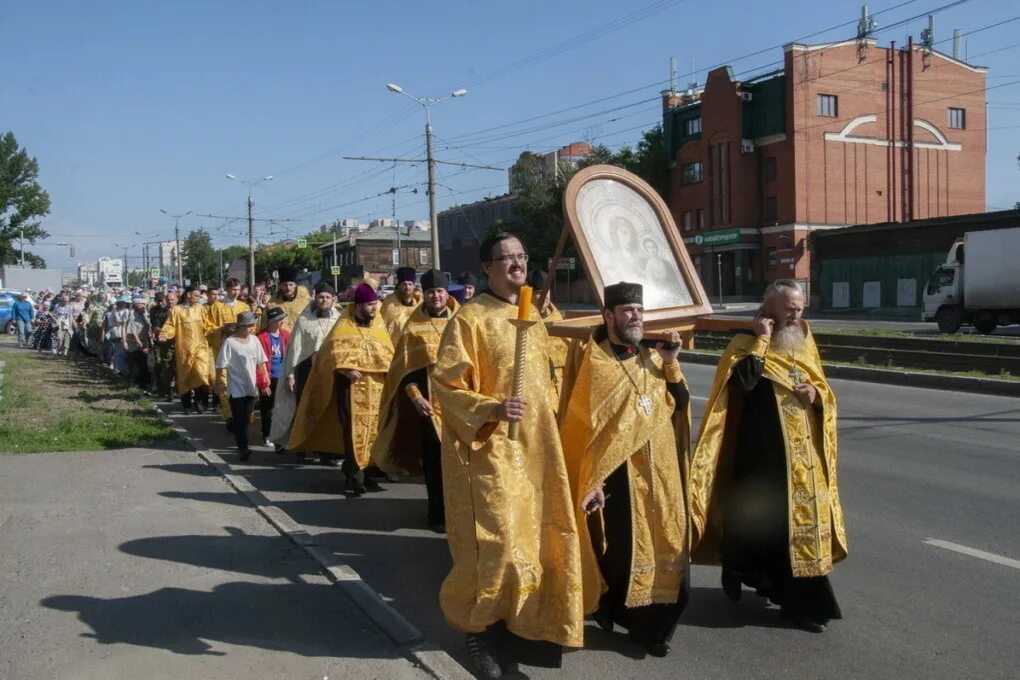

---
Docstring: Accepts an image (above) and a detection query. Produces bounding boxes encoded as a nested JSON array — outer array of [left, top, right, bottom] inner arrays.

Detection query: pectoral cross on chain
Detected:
[[789, 365, 804, 386], [637, 394, 653, 416]]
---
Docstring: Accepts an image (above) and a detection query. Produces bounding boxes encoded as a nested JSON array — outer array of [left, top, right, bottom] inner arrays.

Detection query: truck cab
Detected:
[[922, 238, 964, 330]]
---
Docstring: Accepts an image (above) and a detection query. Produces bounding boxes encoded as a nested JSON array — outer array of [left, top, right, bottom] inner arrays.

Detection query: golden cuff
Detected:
[[663, 359, 684, 384], [404, 383, 424, 401], [751, 334, 771, 358]]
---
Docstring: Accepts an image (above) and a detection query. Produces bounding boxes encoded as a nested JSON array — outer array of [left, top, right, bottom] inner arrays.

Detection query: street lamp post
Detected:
[[226, 174, 273, 288], [160, 209, 191, 285], [386, 83, 467, 270]]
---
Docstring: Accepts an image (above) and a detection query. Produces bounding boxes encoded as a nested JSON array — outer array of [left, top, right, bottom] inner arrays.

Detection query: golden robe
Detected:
[[372, 298, 458, 475], [287, 306, 393, 467], [432, 293, 588, 648], [380, 291, 422, 342], [160, 304, 214, 395], [560, 336, 690, 611], [541, 301, 571, 401], [689, 323, 848, 577], [262, 286, 311, 333]]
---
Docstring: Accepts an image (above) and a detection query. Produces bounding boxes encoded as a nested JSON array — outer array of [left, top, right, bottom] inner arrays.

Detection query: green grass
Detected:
[[817, 327, 1020, 344], [0, 411, 179, 452], [0, 344, 178, 454]]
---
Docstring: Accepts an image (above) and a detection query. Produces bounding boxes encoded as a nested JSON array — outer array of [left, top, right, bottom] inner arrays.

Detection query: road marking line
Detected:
[[923, 538, 1020, 570]]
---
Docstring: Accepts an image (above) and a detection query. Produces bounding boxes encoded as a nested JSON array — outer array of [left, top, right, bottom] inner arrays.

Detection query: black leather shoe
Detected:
[[593, 607, 614, 632], [465, 633, 501, 679], [645, 642, 670, 657], [785, 612, 826, 633], [238, 449, 251, 462], [722, 569, 743, 602]]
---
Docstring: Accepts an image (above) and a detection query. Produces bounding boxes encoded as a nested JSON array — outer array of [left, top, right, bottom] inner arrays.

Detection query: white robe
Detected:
[[268, 306, 341, 445]]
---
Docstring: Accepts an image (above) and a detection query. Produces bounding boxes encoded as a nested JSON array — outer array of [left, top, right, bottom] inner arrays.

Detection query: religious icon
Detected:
[[562, 165, 711, 326]]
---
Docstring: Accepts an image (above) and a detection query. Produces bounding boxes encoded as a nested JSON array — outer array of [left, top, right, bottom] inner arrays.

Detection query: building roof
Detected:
[[316, 223, 432, 249], [812, 209, 1020, 240]]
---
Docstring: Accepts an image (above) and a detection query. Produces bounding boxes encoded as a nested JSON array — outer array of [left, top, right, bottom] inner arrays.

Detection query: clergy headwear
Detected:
[[396, 267, 417, 284], [314, 280, 336, 296], [604, 281, 643, 309], [354, 283, 380, 304], [447, 283, 466, 304], [457, 271, 478, 287], [420, 269, 449, 291], [277, 266, 299, 284]]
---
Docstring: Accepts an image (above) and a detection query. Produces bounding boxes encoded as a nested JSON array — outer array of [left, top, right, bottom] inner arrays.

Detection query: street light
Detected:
[[225, 174, 273, 287], [160, 208, 192, 284], [385, 82, 467, 269]]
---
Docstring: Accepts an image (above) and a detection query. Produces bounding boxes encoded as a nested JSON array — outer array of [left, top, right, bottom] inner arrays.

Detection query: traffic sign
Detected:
[[549, 257, 575, 271], [297, 239, 308, 248], [330, 265, 342, 276], [392, 249, 399, 265], [150, 268, 159, 278]]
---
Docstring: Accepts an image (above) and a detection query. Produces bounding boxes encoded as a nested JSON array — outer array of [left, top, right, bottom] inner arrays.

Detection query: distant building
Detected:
[[508, 141, 591, 191], [77, 262, 99, 286], [317, 218, 366, 235], [437, 194, 518, 276], [663, 38, 987, 300], [158, 240, 184, 275], [319, 223, 432, 284]]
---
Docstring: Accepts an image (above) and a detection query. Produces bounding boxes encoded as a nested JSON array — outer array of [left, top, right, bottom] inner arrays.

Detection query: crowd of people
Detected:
[[11, 236, 846, 679]]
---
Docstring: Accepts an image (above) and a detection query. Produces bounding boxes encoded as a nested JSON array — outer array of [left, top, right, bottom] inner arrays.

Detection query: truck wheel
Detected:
[[974, 318, 997, 335], [936, 306, 963, 333]]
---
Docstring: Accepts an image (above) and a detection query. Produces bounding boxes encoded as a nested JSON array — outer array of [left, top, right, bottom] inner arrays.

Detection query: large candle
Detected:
[[516, 286, 533, 321]]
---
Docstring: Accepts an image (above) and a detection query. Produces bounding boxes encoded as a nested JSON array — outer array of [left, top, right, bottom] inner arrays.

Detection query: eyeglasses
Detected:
[[488, 252, 529, 264]]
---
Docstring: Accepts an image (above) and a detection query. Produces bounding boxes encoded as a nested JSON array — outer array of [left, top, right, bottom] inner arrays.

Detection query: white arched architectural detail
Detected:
[[823, 114, 961, 151]]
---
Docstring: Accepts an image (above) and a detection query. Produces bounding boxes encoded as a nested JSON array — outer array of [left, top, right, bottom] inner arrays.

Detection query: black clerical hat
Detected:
[[604, 281, 643, 308], [457, 271, 477, 287], [396, 267, 417, 284], [420, 269, 448, 291], [277, 266, 299, 284]]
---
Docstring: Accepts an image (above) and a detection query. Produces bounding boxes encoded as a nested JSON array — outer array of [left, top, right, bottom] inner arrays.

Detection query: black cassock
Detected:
[[590, 343, 690, 646], [721, 351, 842, 624]]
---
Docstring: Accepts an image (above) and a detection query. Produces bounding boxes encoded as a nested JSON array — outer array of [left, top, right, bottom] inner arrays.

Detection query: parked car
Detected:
[[0, 292, 15, 334], [379, 284, 395, 296]]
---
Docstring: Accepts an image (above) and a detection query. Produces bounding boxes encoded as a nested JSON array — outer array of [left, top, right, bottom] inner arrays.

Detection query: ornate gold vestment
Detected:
[[160, 304, 213, 395], [690, 323, 848, 577], [372, 299, 458, 475], [287, 306, 393, 467], [541, 301, 571, 400], [380, 291, 423, 342], [205, 299, 252, 354], [432, 293, 588, 648], [560, 337, 690, 611]]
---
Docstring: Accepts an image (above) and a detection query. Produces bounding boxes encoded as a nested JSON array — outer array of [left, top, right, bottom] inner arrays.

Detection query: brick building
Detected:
[[663, 38, 987, 300], [437, 193, 518, 277], [319, 223, 432, 285]]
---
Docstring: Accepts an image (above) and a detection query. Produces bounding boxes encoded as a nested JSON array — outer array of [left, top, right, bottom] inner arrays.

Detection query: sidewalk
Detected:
[[0, 444, 431, 680]]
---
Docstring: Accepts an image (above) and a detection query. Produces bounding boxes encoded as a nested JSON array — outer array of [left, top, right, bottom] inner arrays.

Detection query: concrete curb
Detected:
[[152, 404, 473, 680], [678, 350, 1020, 397]]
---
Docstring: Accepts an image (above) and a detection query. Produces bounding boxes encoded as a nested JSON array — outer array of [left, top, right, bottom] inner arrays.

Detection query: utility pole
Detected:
[[425, 111, 438, 266], [332, 227, 339, 291], [225, 174, 273, 288], [160, 209, 191, 285], [247, 192, 255, 288], [19, 228, 25, 266]]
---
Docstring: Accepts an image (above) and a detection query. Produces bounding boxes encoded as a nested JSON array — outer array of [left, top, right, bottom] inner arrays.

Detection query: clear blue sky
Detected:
[[3, 0, 1019, 273]]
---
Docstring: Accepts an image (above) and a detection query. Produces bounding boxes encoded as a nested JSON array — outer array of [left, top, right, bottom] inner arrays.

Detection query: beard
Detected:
[[613, 319, 643, 346], [771, 321, 806, 353]]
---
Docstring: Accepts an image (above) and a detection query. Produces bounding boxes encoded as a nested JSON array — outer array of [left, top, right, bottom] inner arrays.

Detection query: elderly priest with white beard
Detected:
[[689, 279, 848, 634]]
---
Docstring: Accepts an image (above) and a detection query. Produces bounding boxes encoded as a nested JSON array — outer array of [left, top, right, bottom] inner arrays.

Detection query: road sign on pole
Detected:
[[297, 238, 308, 249], [330, 265, 341, 276]]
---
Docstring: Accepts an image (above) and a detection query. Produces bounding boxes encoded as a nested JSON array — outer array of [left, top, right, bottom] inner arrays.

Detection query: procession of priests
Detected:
[[192, 236, 846, 679]]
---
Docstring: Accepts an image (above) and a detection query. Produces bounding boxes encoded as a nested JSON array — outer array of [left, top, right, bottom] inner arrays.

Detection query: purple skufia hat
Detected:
[[353, 283, 380, 304]]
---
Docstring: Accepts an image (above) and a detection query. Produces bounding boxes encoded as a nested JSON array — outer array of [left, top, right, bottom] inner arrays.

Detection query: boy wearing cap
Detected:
[[256, 306, 290, 451], [215, 311, 271, 461]]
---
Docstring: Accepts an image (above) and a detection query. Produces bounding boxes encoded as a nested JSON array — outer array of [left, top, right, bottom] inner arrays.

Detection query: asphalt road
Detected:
[[181, 366, 1020, 680]]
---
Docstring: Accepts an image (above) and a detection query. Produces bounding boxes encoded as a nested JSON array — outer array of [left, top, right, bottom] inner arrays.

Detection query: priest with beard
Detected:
[[261, 266, 311, 333], [269, 281, 341, 456], [288, 283, 393, 494], [690, 279, 848, 633], [380, 266, 422, 341], [559, 282, 691, 658], [372, 269, 458, 532]]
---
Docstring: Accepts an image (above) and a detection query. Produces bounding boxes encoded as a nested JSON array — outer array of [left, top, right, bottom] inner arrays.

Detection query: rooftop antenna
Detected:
[[857, 4, 877, 62], [920, 14, 935, 69], [952, 28, 961, 60]]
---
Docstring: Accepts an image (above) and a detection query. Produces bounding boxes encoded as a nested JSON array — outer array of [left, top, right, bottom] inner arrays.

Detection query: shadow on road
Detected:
[[41, 580, 405, 659]]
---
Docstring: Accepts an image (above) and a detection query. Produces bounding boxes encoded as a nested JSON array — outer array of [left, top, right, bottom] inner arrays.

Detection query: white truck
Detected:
[[922, 226, 1020, 334]]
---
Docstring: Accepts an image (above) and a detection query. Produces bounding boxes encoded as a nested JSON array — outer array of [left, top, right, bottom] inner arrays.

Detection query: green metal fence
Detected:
[[817, 252, 946, 316]]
